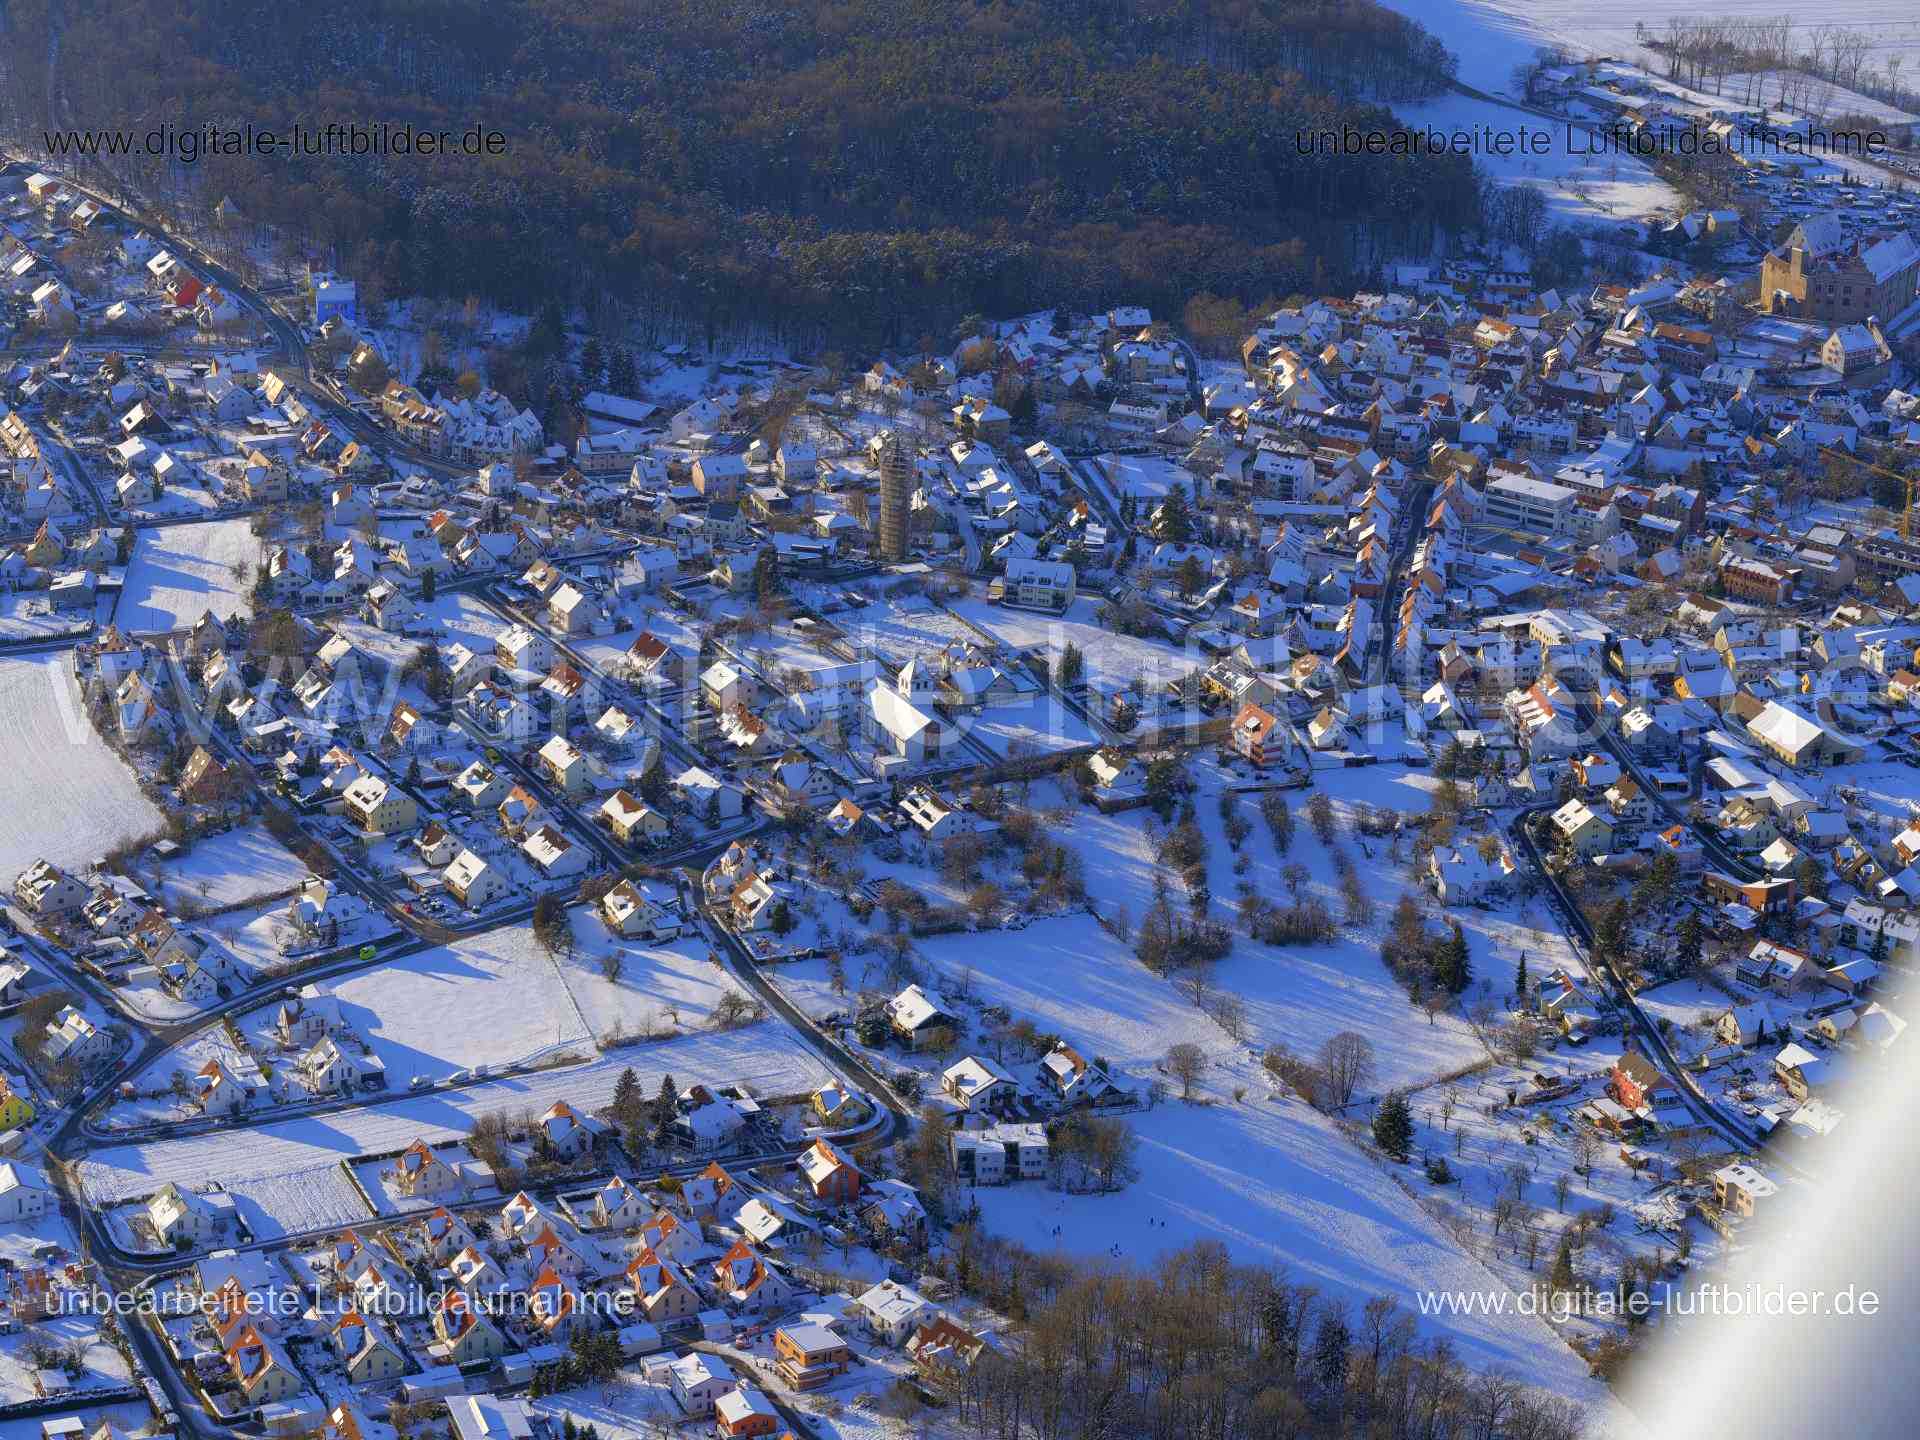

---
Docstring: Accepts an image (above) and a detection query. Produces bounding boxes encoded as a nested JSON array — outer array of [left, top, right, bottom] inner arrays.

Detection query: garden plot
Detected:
[[117, 518, 262, 631], [0, 1411, 152, 1440], [328, 617, 426, 677], [147, 822, 310, 910], [1633, 977, 1735, 1065], [964, 701, 1100, 758], [1093, 453, 1196, 503], [0, 590, 92, 641], [0, 653, 163, 879], [75, 1028, 835, 1205], [0, 1315, 131, 1405], [201, 891, 391, 979], [1381, 1044, 1725, 1361], [204, 1162, 373, 1242]]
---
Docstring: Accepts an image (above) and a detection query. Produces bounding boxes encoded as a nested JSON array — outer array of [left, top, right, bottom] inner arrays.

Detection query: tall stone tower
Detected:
[[876, 429, 911, 562]]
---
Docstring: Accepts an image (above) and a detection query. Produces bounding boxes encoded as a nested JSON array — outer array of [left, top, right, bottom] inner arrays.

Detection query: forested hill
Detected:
[[4, 0, 1478, 344]]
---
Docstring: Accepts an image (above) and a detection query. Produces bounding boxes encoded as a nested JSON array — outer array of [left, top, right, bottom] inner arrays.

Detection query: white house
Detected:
[[43, 1007, 114, 1069], [854, 1280, 936, 1346], [445, 850, 512, 910], [0, 1162, 50, 1222], [297, 1034, 375, 1094], [667, 1352, 738, 1417], [149, 1182, 223, 1247]]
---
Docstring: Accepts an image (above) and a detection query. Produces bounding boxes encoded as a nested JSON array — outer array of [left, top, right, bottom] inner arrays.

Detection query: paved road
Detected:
[[0, 158, 928, 1435], [1368, 477, 1434, 689], [699, 900, 911, 1142], [1575, 701, 1760, 881], [1507, 801, 1763, 1153]]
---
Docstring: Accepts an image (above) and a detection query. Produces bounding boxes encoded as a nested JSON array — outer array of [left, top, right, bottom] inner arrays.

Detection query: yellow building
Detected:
[[0, 1078, 35, 1132]]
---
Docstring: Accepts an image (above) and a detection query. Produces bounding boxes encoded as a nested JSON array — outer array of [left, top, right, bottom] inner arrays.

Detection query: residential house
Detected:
[[1608, 1052, 1668, 1112], [797, 1139, 861, 1204], [855, 1280, 936, 1347]]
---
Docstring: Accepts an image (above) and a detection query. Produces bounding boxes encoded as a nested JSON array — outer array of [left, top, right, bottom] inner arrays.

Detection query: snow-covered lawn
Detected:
[[0, 591, 92, 641], [117, 518, 263, 632], [149, 822, 310, 910], [1634, 976, 1733, 1063], [1093, 453, 1195, 503], [0, 653, 163, 880], [838, 597, 980, 667], [965, 702, 1101, 757], [199, 891, 391, 980], [952, 594, 1192, 694], [0, 1315, 131, 1404], [416, 590, 508, 654]]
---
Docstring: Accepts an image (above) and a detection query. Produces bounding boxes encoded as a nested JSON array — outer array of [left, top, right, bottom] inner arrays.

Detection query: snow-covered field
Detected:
[[954, 595, 1193, 694], [809, 753, 1613, 1386], [987, 766, 1506, 1088], [965, 702, 1100, 758], [117, 518, 263, 631], [929, 916, 1606, 1397], [921, 897, 1482, 1106], [1383, 0, 1920, 111], [317, 928, 597, 1084], [0, 653, 162, 880], [149, 822, 310, 910], [1395, 93, 1682, 226], [838, 597, 978, 666], [968, 1089, 1602, 1392], [556, 934, 750, 1045], [417, 590, 509, 654], [75, 1029, 835, 1207]]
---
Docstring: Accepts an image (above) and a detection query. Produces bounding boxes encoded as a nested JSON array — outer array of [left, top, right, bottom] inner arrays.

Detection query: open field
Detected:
[[317, 926, 596, 1083], [1382, 0, 1920, 107], [907, 909, 1600, 1393], [0, 654, 163, 880], [149, 822, 310, 910], [117, 518, 263, 632], [1394, 94, 1682, 226], [555, 932, 752, 1043]]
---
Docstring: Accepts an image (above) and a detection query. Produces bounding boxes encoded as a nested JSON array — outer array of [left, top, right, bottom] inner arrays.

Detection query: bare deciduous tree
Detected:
[[1164, 1042, 1209, 1101], [1318, 1030, 1375, 1109]]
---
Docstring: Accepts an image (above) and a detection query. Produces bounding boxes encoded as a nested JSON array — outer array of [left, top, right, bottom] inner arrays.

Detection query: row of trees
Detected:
[[1638, 15, 1914, 115]]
